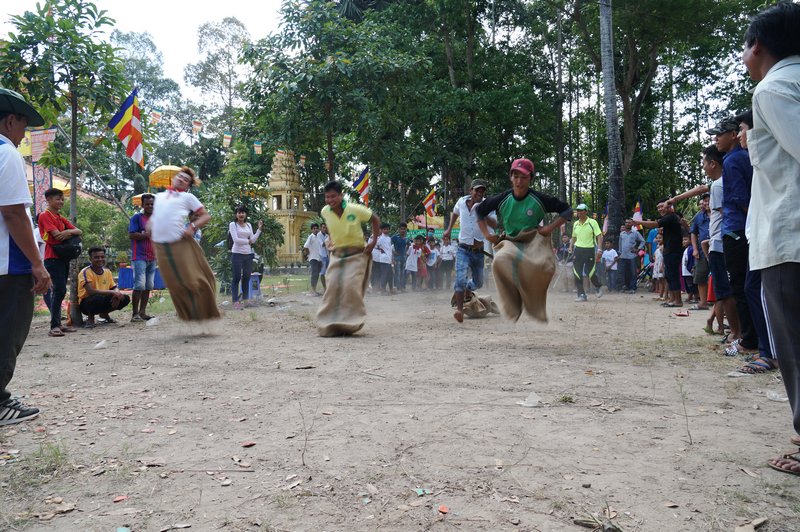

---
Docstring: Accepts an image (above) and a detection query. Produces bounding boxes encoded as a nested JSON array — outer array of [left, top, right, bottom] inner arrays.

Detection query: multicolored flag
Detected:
[[191, 119, 203, 134], [353, 166, 370, 206], [222, 132, 232, 148], [632, 198, 643, 231], [423, 188, 436, 216], [108, 88, 144, 169], [149, 108, 163, 125], [253, 141, 262, 154]]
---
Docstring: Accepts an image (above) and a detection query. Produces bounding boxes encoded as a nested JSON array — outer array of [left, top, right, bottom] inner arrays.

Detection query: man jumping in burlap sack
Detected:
[[475, 159, 572, 322], [317, 181, 381, 337]]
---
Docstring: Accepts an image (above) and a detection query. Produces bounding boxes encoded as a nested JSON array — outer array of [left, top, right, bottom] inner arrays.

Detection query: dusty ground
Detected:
[[1, 280, 799, 532]]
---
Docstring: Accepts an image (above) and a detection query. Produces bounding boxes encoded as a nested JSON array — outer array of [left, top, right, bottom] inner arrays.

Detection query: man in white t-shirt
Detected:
[[0, 89, 51, 426], [303, 223, 322, 295], [438, 234, 456, 289], [444, 179, 496, 322]]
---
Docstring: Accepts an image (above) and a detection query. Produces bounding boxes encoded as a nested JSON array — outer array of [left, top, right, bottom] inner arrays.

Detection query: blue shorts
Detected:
[[708, 251, 731, 300], [320, 255, 330, 275], [133, 260, 156, 291]]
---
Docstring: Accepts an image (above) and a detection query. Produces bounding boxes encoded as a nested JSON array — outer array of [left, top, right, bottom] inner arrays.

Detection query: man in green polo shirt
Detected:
[[569, 204, 604, 302]]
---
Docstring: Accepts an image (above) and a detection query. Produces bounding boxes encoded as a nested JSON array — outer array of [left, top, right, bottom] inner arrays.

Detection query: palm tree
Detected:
[[599, 0, 625, 245]]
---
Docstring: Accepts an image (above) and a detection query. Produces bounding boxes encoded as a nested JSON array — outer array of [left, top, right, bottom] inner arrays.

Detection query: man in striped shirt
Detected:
[[129, 194, 156, 321]]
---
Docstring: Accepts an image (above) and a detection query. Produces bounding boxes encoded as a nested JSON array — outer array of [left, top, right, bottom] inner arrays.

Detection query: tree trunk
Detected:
[[599, 0, 624, 246], [69, 87, 82, 326], [555, 11, 566, 202]]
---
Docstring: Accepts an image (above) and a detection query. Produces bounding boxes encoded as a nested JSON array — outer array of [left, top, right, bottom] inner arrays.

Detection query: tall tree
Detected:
[[0, 0, 128, 323]]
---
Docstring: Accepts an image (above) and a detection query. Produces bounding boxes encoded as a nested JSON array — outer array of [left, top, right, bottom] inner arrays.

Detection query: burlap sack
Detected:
[[491, 229, 556, 322], [155, 239, 221, 322], [450, 291, 500, 319], [317, 250, 371, 336]]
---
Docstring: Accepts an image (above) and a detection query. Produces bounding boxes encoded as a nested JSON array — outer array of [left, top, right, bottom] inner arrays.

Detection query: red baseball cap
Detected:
[[509, 158, 534, 177]]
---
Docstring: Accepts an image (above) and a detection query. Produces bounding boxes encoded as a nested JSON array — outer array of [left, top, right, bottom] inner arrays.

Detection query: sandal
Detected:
[[59, 326, 77, 333], [791, 435, 800, 447], [661, 302, 682, 308], [99, 317, 117, 324], [689, 305, 709, 311], [48, 328, 65, 337], [768, 451, 800, 476], [738, 357, 778, 373]]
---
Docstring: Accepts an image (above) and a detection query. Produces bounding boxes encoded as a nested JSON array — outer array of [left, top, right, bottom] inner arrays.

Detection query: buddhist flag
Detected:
[[108, 88, 144, 169], [353, 166, 370, 206], [222, 132, 232, 148], [253, 141, 262, 154], [423, 188, 436, 216], [191, 119, 203, 133], [149, 108, 163, 125], [632, 198, 643, 231]]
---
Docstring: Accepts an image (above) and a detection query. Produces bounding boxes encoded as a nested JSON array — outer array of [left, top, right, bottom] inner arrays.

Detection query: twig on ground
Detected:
[[297, 397, 320, 467]]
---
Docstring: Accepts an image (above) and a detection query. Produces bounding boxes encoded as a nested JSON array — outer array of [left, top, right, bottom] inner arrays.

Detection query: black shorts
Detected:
[[693, 254, 709, 285], [708, 251, 732, 300], [663, 251, 681, 291]]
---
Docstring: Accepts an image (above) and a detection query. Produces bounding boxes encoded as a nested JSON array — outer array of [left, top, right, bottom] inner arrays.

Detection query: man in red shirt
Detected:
[[38, 188, 82, 336]]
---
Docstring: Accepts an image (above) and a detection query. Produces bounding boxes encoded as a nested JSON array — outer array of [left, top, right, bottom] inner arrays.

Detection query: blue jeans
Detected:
[[394, 256, 407, 289], [619, 257, 637, 291], [132, 260, 156, 291], [231, 253, 254, 302], [605, 269, 618, 291], [453, 246, 484, 293]]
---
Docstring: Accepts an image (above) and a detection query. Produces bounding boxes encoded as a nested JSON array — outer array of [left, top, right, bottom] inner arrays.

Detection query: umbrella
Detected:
[[148, 165, 183, 188], [28, 179, 71, 196], [131, 193, 145, 207]]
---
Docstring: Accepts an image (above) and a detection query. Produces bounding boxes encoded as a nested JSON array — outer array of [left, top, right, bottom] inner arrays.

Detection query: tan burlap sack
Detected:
[[450, 291, 500, 319], [317, 249, 371, 337], [155, 239, 221, 322], [491, 229, 555, 322]]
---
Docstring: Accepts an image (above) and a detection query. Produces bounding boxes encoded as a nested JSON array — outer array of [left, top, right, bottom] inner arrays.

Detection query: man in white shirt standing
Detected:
[[0, 88, 52, 426], [438, 234, 456, 289], [742, 2, 800, 476], [444, 179, 496, 323], [303, 223, 322, 295]]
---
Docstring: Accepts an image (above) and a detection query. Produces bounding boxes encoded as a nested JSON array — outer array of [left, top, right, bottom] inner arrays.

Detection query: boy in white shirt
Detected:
[[601, 240, 619, 292]]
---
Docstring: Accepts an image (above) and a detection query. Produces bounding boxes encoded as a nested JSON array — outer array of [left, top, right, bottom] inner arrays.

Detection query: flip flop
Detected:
[[689, 305, 709, 311], [791, 435, 800, 447], [99, 317, 117, 324], [60, 326, 77, 333], [48, 328, 65, 337], [673, 310, 690, 317], [768, 452, 800, 476], [737, 358, 778, 373]]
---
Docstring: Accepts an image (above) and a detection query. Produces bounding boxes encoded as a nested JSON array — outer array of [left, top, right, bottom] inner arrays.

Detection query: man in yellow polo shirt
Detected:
[[569, 204, 604, 302], [316, 181, 381, 336], [78, 247, 130, 328]]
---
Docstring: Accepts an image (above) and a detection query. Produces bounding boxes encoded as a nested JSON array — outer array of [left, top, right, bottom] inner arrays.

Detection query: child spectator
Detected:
[[426, 237, 440, 290], [652, 234, 665, 300], [439, 234, 456, 289], [405, 235, 426, 290], [681, 235, 698, 304], [601, 240, 619, 292], [374, 222, 393, 294]]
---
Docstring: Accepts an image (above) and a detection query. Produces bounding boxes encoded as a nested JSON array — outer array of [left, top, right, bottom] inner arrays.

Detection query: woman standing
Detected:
[[229, 206, 263, 309], [149, 166, 220, 322]]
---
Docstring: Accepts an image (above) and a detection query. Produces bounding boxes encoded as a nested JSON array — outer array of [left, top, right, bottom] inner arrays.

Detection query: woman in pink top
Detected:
[[228, 206, 263, 309]]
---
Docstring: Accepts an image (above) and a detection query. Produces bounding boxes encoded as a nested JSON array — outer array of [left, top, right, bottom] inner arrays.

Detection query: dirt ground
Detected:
[[1, 279, 799, 532]]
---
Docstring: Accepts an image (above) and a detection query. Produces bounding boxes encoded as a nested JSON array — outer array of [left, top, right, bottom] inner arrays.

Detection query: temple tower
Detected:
[[269, 150, 315, 265]]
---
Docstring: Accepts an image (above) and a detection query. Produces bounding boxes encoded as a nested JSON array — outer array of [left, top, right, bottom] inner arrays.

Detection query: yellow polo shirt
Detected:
[[321, 201, 373, 249], [572, 217, 601, 249], [78, 266, 115, 301]]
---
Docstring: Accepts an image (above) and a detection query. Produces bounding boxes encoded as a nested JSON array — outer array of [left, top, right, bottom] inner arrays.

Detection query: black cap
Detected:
[[705, 117, 738, 136], [0, 88, 45, 127]]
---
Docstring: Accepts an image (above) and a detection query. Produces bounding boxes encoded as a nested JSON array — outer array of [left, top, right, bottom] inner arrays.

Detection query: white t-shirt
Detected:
[[150, 190, 203, 244], [681, 247, 692, 276], [405, 246, 422, 272], [304, 232, 321, 261], [228, 222, 261, 254], [374, 234, 393, 264], [601, 249, 618, 270], [318, 232, 329, 259], [426, 248, 439, 267], [439, 243, 456, 261], [0, 133, 34, 276], [453, 195, 494, 245], [709, 178, 723, 253]]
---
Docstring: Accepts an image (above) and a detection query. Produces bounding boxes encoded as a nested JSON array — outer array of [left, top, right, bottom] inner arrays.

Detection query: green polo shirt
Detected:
[[572, 217, 601, 249]]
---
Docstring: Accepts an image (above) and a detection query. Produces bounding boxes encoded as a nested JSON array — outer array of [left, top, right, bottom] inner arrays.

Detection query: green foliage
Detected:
[[63, 198, 130, 259]]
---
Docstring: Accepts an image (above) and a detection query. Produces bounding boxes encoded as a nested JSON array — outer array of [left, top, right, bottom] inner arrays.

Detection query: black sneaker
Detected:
[[0, 399, 40, 426]]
